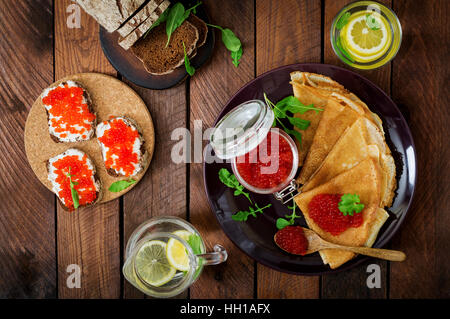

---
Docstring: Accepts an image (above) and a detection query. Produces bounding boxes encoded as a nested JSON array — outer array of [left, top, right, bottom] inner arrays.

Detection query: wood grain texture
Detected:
[[55, 0, 120, 298], [256, 0, 321, 299], [389, 0, 450, 298], [0, 0, 56, 298], [122, 83, 187, 299], [189, 0, 255, 299], [321, 0, 392, 299]]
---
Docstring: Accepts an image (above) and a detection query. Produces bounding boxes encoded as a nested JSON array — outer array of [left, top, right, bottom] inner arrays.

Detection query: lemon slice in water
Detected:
[[343, 12, 391, 62], [134, 240, 176, 287], [166, 230, 193, 272]]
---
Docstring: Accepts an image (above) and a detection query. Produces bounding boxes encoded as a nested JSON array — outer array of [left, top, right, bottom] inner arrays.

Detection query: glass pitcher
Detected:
[[123, 216, 228, 298]]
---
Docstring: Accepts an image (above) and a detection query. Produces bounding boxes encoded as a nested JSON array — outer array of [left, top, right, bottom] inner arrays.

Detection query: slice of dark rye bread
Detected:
[[187, 14, 208, 48], [75, 0, 146, 32], [118, 0, 170, 50], [116, 0, 163, 37], [47, 148, 102, 211], [131, 20, 199, 75], [96, 116, 149, 177], [41, 81, 96, 143]]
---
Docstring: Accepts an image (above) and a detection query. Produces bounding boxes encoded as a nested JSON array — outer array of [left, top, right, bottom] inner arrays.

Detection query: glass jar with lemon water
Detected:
[[331, 1, 402, 69], [123, 216, 227, 298]]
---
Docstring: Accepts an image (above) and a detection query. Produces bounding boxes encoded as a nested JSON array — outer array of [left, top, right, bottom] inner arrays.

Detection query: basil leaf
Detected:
[[109, 179, 137, 192], [231, 46, 243, 67], [336, 12, 351, 29], [183, 42, 195, 76], [276, 218, 291, 230], [165, 3, 186, 46]]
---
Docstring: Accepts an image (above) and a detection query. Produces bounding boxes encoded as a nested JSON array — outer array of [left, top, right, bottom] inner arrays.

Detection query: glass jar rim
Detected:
[[210, 99, 274, 160], [231, 128, 299, 194]]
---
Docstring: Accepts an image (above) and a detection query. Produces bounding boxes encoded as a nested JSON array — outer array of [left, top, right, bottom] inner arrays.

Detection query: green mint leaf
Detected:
[[231, 46, 243, 67], [336, 12, 351, 29], [338, 193, 365, 216], [165, 3, 186, 47], [366, 14, 381, 30], [187, 234, 203, 255], [276, 218, 291, 230], [183, 42, 195, 76], [109, 179, 137, 192]]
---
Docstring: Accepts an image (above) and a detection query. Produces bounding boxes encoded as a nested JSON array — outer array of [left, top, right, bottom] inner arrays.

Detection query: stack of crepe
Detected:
[[290, 72, 396, 269]]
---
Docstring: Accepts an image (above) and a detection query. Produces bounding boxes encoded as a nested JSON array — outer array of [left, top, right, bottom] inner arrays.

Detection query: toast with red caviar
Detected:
[[41, 81, 96, 143], [96, 116, 148, 177], [47, 148, 102, 211]]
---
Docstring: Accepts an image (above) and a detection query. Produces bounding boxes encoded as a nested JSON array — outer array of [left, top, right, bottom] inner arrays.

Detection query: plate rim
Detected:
[[202, 62, 417, 275]]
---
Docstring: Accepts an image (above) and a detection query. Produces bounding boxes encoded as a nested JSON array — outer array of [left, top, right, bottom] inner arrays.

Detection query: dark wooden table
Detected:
[[0, 0, 448, 299]]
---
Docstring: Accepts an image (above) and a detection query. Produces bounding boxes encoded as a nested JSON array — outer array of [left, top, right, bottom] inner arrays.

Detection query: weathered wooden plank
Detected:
[[321, 0, 392, 299], [256, 0, 321, 299], [122, 83, 187, 299], [389, 0, 449, 298], [55, 0, 120, 298], [0, 0, 56, 299], [189, 0, 255, 298]]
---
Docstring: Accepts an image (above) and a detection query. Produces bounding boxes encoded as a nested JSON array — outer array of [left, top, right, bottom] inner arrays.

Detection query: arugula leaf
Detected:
[[109, 179, 137, 193], [231, 46, 243, 67], [276, 218, 291, 230], [143, 9, 169, 38], [231, 203, 272, 222], [207, 23, 243, 66], [66, 167, 79, 209], [336, 11, 351, 29], [365, 14, 381, 30], [263, 93, 322, 146], [165, 3, 186, 46], [338, 194, 365, 216], [164, 2, 203, 47], [187, 234, 202, 255], [183, 42, 195, 76], [276, 200, 301, 230], [218, 168, 252, 204]]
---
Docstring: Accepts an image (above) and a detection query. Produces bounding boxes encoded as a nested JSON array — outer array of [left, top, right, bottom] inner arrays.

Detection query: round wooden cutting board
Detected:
[[24, 73, 155, 204]]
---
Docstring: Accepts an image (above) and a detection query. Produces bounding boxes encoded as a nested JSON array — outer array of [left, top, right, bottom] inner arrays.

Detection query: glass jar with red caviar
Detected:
[[210, 100, 299, 197]]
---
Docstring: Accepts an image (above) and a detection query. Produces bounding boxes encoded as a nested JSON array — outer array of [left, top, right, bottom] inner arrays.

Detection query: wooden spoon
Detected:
[[274, 227, 406, 262]]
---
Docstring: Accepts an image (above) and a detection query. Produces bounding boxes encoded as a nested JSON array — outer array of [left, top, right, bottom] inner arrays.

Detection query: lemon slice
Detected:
[[343, 13, 391, 61], [134, 240, 176, 287], [166, 230, 193, 271]]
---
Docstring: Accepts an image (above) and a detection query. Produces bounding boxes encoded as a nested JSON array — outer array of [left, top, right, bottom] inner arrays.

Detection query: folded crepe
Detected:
[[294, 158, 389, 269], [290, 72, 350, 166], [289, 72, 386, 169], [302, 117, 396, 207]]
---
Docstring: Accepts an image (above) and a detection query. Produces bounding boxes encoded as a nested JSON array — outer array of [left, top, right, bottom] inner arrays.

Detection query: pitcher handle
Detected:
[[196, 244, 228, 266]]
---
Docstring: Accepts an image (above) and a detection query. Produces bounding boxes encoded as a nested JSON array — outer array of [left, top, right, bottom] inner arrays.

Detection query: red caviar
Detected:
[[53, 155, 97, 210], [235, 131, 293, 190], [42, 84, 95, 137], [275, 226, 308, 255], [308, 194, 364, 236], [98, 119, 140, 177]]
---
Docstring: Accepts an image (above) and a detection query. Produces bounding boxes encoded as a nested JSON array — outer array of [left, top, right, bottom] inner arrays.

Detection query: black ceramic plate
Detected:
[[99, 0, 214, 89], [203, 63, 417, 275]]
